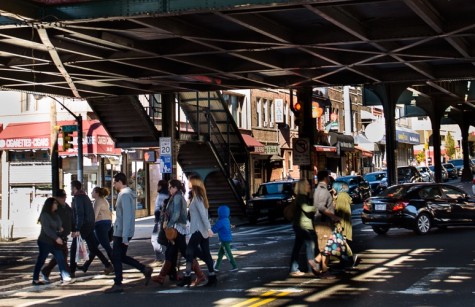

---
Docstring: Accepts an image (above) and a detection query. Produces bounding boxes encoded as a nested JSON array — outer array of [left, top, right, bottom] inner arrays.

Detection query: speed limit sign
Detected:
[[160, 137, 171, 155], [159, 137, 172, 173]]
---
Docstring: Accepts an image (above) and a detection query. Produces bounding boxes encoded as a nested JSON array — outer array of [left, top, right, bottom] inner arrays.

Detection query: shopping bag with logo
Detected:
[[75, 236, 89, 262]]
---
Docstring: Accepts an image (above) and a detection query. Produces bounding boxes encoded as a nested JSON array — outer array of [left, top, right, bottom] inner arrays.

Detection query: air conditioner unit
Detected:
[[263, 121, 268, 127], [269, 122, 274, 128]]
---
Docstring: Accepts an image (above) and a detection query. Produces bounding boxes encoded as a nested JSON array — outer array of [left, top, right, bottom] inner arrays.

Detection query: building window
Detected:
[[269, 100, 274, 128], [223, 93, 244, 128], [256, 98, 262, 127], [263, 99, 268, 127]]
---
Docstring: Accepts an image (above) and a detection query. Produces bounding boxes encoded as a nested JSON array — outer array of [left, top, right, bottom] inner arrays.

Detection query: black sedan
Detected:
[[361, 183, 475, 235], [334, 175, 371, 203]]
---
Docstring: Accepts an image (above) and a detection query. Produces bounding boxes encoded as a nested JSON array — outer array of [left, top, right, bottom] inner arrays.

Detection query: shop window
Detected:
[[128, 160, 145, 210]]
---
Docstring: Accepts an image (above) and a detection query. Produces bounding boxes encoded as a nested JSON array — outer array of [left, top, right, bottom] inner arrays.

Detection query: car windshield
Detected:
[[449, 160, 463, 166], [364, 173, 385, 181], [443, 164, 453, 169], [256, 183, 291, 196]]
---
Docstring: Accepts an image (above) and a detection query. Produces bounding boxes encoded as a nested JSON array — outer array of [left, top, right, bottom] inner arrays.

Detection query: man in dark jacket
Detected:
[[40, 189, 73, 282], [69, 180, 113, 277]]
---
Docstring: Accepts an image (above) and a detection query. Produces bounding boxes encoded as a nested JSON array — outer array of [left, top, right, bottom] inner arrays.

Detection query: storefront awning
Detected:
[[314, 145, 337, 152], [328, 132, 354, 151], [0, 120, 121, 156], [241, 134, 265, 154], [355, 145, 373, 158]]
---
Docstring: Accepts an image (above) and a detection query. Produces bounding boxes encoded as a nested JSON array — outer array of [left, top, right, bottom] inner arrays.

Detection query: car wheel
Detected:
[[415, 213, 432, 234], [372, 226, 389, 235]]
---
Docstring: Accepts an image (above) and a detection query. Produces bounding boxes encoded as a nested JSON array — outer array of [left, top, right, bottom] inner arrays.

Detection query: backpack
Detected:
[[283, 199, 297, 222]]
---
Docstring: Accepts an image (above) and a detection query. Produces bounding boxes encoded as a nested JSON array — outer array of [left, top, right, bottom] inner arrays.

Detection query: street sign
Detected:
[[159, 137, 172, 174], [61, 125, 78, 132], [292, 138, 310, 165]]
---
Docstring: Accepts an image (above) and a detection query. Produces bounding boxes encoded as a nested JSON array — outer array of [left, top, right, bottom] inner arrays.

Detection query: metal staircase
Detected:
[[87, 96, 161, 148], [177, 91, 248, 217]]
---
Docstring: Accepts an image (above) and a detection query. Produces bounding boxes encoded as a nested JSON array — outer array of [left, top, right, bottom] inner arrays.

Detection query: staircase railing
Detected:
[[205, 111, 247, 198]]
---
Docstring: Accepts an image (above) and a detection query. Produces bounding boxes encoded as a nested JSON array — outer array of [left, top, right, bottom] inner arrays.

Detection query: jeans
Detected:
[[94, 220, 113, 260], [41, 238, 70, 277], [33, 240, 70, 281], [290, 225, 316, 273], [185, 231, 214, 275], [111, 236, 146, 285]]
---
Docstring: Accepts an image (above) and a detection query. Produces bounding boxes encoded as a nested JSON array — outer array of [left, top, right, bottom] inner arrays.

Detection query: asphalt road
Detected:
[[1, 202, 475, 307]]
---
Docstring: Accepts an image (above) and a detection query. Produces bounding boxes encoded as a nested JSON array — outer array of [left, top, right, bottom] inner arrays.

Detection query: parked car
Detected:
[[416, 166, 433, 182], [448, 159, 475, 176], [442, 163, 458, 179], [333, 175, 371, 203], [428, 165, 449, 182], [246, 180, 297, 224], [363, 171, 388, 195], [361, 183, 475, 235], [397, 166, 422, 184]]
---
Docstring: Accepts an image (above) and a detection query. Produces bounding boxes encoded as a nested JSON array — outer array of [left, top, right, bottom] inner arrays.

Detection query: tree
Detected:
[[415, 151, 425, 164], [445, 132, 456, 159]]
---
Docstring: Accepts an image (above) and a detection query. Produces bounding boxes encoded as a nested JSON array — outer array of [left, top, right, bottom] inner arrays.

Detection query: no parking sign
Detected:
[[292, 138, 310, 165]]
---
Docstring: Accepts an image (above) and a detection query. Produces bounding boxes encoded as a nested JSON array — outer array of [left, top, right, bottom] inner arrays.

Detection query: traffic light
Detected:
[[293, 101, 303, 126], [62, 130, 74, 150]]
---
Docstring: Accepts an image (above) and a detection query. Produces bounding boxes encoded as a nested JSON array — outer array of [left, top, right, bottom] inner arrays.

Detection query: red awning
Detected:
[[241, 134, 265, 154], [314, 145, 337, 152], [355, 145, 373, 158], [0, 120, 120, 156]]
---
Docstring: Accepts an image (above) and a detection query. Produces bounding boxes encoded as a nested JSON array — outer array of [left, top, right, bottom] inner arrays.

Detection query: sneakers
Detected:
[[229, 267, 239, 272], [213, 263, 219, 272], [143, 266, 153, 286], [40, 270, 51, 284], [104, 265, 114, 275], [104, 284, 124, 294], [32, 280, 45, 286], [289, 271, 305, 277], [352, 255, 361, 268], [61, 277, 75, 286]]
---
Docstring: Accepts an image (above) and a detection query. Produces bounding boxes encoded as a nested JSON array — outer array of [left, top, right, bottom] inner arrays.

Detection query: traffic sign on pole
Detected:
[[292, 138, 310, 165], [159, 137, 172, 173]]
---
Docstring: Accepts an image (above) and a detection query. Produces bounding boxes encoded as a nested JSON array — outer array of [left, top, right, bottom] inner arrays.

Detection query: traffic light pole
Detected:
[[50, 97, 84, 184], [77, 114, 83, 183]]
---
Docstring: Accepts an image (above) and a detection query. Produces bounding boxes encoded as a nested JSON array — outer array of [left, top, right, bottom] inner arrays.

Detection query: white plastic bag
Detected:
[[75, 236, 88, 263]]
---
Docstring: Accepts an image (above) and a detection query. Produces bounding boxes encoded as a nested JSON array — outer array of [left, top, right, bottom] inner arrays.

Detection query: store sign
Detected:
[[264, 145, 279, 155], [275, 99, 284, 123], [0, 137, 50, 149]]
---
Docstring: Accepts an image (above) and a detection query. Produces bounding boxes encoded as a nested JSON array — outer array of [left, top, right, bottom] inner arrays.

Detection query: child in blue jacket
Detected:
[[211, 205, 238, 272]]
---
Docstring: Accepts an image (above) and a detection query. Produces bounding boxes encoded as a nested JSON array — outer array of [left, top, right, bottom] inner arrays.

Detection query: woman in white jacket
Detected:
[[177, 176, 216, 287]]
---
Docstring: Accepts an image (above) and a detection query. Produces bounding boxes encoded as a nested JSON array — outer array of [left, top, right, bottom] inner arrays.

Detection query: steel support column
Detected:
[[296, 87, 316, 180], [366, 84, 409, 186]]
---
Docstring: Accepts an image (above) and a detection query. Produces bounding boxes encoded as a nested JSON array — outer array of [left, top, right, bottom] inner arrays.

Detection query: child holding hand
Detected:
[[212, 205, 238, 272]]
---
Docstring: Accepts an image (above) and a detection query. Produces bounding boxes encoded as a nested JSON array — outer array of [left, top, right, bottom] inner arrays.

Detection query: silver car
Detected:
[[417, 166, 433, 182]]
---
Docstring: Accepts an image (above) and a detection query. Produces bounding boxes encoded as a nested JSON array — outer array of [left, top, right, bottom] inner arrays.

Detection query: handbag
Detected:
[[75, 236, 89, 262], [165, 227, 178, 241]]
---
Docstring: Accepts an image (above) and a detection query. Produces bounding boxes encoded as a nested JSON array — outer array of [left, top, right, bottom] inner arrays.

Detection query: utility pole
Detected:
[[50, 100, 59, 195]]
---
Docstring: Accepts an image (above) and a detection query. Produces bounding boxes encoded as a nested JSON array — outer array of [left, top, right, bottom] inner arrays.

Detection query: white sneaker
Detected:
[[213, 264, 220, 272]]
